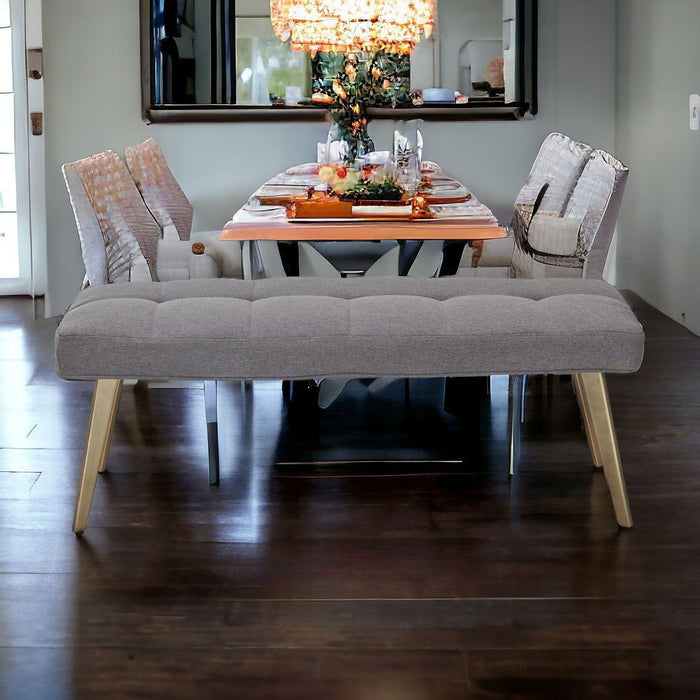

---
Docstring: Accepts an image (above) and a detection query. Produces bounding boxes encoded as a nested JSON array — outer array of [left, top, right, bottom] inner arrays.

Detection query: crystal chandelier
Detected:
[[270, 0, 435, 55]]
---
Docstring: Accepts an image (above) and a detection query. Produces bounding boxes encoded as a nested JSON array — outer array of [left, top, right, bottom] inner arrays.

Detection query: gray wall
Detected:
[[616, 0, 700, 334], [43, 0, 616, 316]]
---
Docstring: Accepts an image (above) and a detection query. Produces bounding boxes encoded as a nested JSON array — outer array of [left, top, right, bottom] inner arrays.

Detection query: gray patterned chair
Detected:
[[63, 149, 224, 483], [124, 137, 249, 280], [456, 132, 629, 281], [452, 134, 629, 421], [62, 150, 221, 286]]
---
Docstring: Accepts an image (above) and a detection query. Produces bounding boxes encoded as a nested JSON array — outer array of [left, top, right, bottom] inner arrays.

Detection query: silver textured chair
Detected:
[[510, 146, 629, 279], [63, 150, 221, 286], [63, 149, 223, 485], [457, 132, 628, 281], [124, 137, 250, 280], [451, 134, 629, 447]]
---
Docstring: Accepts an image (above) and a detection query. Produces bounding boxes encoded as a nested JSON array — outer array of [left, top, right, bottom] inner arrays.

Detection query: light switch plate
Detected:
[[690, 94, 700, 130]]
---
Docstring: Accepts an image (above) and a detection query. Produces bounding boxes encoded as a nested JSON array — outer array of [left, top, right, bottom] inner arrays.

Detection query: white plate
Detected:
[[242, 204, 285, 213]]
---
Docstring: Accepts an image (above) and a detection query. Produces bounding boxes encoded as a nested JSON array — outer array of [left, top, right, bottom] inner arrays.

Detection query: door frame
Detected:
[[0, 0, 45, 297]]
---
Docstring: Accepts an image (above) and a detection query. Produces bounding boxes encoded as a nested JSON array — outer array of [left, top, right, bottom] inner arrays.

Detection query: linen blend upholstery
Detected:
[[56, 277, 644, 382], [125, 137, 244, 280], [63, 150, 220, 285], [458, 133, 628, 280]]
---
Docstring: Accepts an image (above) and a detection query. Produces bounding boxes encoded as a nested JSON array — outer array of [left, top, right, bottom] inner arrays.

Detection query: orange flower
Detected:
[[382, 79, 392, 90], [371, 66, 382, 80], [344, 63, 356, 81], [311, 92, 334, 104], [332, 80, 347, 100]]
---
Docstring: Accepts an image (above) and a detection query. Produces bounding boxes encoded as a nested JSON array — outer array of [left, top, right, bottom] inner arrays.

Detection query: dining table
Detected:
[[220, 162, 507, 279]]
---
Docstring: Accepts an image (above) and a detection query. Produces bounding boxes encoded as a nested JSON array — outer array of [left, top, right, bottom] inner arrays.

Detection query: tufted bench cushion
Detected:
[[55, 276, 644, 534], [56, 277, 644, 382]]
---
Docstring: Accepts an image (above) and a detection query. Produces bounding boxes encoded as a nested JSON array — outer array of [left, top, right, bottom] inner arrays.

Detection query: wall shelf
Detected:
[[144, 103, 525, 124]]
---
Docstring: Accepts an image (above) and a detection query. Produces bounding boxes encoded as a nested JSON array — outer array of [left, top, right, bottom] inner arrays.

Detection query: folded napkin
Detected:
[[284, 163, 320, 176]]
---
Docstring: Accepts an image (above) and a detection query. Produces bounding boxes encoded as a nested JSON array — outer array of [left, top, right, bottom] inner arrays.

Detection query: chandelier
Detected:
[[270, 0, 435, 55]]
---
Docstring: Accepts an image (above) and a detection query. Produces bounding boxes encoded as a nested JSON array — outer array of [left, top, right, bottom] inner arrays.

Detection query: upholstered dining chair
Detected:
[[456, 132, 628, 281], [63, 149, 223, 485], [455, 132, 590, 277], [509, 146, 629, 280], [125, 137, 292, 281], [63, 150, 221, 286], [124, 137, 253, 280], [449, 133, 629, 444]]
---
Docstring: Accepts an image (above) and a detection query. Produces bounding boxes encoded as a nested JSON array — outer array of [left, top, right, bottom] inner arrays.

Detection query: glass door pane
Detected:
[[0, 0, 28, 291], [0, 212, 18, 277]]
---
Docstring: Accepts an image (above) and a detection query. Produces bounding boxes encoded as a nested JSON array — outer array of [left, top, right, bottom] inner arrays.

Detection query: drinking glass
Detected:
[[392, 119, 424, 195]]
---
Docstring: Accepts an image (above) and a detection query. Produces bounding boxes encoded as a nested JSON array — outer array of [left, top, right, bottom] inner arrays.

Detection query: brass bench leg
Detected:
[[575, 372, 633, 528], [72, 379, 122, 535], [572, 374, 603, 468]]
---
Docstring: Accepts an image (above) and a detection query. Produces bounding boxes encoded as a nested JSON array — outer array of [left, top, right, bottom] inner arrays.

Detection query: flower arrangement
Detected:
[[317, 163, 405, 200], [337, 178, 406, 202], [311, 50, 411, 160]]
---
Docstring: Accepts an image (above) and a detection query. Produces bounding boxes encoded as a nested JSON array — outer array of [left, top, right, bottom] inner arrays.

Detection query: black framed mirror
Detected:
[[141, 0, 537, 123]]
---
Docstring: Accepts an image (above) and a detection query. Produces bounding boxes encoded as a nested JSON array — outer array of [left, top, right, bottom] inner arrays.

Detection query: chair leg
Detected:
[[575, 373, 633, 528], [572, 374, 603, 468], [509, 375, 523, 476], [204, 381, 220, 486], [73, 379, 122, 535]]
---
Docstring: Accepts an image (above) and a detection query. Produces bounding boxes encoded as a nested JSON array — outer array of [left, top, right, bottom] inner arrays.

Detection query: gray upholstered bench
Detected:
[[55, 277, 644, 533]]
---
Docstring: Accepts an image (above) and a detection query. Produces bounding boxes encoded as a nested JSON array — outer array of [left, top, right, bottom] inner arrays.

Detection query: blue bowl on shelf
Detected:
[[422, 88, 456, 103]]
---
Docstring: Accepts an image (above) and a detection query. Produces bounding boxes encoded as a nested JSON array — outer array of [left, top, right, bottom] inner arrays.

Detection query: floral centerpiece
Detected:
[[311, 50, 411, 160], [337, 177, 406, 202]]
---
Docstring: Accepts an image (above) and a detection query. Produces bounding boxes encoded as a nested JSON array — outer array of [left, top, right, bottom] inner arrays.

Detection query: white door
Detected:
[[503, 0, 516, 104], [0, 0, 45, 296]]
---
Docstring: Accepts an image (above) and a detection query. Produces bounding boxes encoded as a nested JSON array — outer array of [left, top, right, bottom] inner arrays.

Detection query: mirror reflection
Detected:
[[146, 0, 535, 117]]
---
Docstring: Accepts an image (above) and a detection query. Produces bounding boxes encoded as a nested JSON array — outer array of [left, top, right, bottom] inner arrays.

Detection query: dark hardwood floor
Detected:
[[1, 292, 699, 699]]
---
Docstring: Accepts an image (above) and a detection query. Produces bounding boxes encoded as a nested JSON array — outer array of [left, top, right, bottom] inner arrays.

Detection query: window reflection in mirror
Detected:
[[235, 14, 311, 104], [145, 0, 536, 118], [152, 0, 312, 104]]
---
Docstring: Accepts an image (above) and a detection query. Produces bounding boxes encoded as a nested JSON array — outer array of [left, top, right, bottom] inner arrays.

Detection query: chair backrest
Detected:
[[125, 137, 194, 241], [511, 134, 628, 280], [62, 159, 109, 286], [564, 148, 629, 279], [515, 132, 593, 216], [62, 151, 161, 284]]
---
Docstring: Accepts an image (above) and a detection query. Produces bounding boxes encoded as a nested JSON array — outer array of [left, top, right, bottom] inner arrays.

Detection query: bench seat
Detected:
[[55, 277, 644, 534], [56, 277, 643, 380]]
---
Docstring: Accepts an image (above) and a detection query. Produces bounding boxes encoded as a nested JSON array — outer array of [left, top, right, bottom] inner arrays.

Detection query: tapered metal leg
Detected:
[[572, 374, 603, 468], [575, 373, 633, 528], [73, 379, 122, 534], [509, 375, 523, 476], [204, 381, 220, 486], [242, 240, 253, 280]]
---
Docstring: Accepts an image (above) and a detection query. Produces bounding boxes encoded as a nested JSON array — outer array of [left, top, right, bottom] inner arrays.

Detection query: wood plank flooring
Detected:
[[1, 293, 699, 698]]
